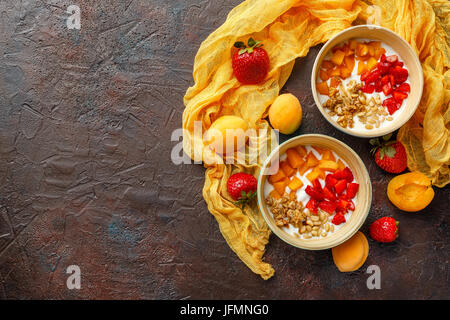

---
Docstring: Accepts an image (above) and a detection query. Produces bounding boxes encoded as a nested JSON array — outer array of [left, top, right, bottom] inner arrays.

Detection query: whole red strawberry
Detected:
[[227, 172, 257, 209], [232, 38, 269, 85], [370, 134, 407, 173], [369, 217, 399, 243]]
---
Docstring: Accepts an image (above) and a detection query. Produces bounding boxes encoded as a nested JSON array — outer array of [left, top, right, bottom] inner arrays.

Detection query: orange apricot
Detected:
[[269, 169, 286, 184], [316, 81, 329, 96], [286, 148, 305, 169], [331, 49, 346, 65], [318, 160, 338, 172], [280, 161, 296, 177], [305, 151, 320, 168], [269, 189, 282, 200], [273, 178, 289, 195], [322, 60, 334, 70], [306, 167, 325, 182], [332, 231, 369, 272], [295, 145, 308, 157], [387, 172, 435, 212], [320, 69, 330, 81], [288, 176, 304, 191], [269, 93, 303, 134], [322, 149, 336, 162]]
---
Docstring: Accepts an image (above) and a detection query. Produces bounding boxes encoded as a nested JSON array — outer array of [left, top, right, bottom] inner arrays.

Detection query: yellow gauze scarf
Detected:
[[182, 0, 450, 280]]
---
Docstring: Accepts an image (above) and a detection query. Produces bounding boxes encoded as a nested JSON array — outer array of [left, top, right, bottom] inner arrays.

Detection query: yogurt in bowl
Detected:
[[257, 134, 371, 250], [311, 25, 423, 139], [264, 145, 359, 240]]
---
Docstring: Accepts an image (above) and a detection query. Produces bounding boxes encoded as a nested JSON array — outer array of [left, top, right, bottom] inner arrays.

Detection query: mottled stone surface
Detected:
[[0, 0, 448, 300]]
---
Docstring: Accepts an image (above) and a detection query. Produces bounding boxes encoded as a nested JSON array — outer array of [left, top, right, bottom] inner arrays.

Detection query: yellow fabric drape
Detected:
[[182, 0, 450, 279]]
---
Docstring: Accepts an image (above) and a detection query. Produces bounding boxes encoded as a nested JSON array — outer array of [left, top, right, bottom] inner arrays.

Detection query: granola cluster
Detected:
[[265, 193, 334, 239], [324, 81, 393, 130]]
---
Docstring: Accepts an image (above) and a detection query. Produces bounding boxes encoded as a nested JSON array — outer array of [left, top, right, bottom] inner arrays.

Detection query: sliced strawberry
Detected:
[[322, 186, 337, 202], [391, 66, 409, 84], [312, 179, 323, 193], [305, 185, 324, 201], [318, 200, 337, 214], [347, 200, 355, 211], [393, 91, 408, 102], [396, 83, 410, 93], [374, 79, 383, 92], [389, 74, 396, 86], [361, 83, 375, 94], [346, 183, 359, 199], [325, 174, 338, 189], [385, 55, 398, 64], [365, 69, 381, 83], [383, 98, 401, 115], [306, 198, 319, 214], [342, 167, 354, 182], [331, 213, 346, 225], [380, 54, 387, 62], [360, 70, 370, 82], [381, 75, 389, 85], [334, 179, 347, 195], [377, 61, 390, 75], [382, 82, 393, 96], [336, 198, 349, 211]]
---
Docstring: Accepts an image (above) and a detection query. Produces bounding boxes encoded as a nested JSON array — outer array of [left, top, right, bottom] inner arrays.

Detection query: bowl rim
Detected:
[[311, 24, 424, 138], [257, 134, 372, 250]]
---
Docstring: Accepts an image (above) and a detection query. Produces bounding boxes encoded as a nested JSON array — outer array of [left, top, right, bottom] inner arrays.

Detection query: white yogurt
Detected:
[[264, 146, 358, 239], [318, 39, 410, 134]]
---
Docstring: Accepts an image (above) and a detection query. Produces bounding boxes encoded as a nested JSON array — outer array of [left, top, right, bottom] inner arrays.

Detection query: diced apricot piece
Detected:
[[295, 145, 307, 157], [280, 161, 295, 177], [349, 39, 358, 50], [357, 61, 368, 75], [356, 43, 369, 57], [269, 169, 286, 184], [340, 66, 352, 79], [312, 146, 324, 155], [306, 167, 325, 182], [344, 56, 355, 72], [269, 189, 281, 200], [332, 231, 369, 272], [387, 172, 435, 212], [322, 60, 334, 70], [337, 159, 346, 171], [298, 163, 309, 175], [305, 152, 320, 168], [322, 149, 336, 161], [374, 47, 386, 60], [318, 160, 339, 172], [329, 67, 341, 77], [367, 57, 378, 70], [368, 41, 381, 50], [288, 176, 304, 191], [289, 191, 297, 201], [273, 178, 289, 196], [329, 77, 341, 88], [286, 148, 305, 169], [331, 50, 345, 65], [316, 81, 329, 96], [320, 69, 330, 81]]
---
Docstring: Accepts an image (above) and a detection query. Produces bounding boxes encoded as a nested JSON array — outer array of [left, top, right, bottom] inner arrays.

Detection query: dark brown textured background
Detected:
[[0, 0, 448, 300]]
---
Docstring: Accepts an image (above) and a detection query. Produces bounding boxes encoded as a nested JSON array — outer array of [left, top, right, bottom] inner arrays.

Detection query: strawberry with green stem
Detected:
[[227, 172, 258, 210], [232, 38, 270, 85], [370, 133, 407, 173]]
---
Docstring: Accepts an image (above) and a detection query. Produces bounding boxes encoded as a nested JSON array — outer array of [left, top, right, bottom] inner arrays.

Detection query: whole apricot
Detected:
[[387, 172, 434, 212], [268, 93, 302, 134], [205, 115, 248, 154], [332, 231, 369, 272]]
